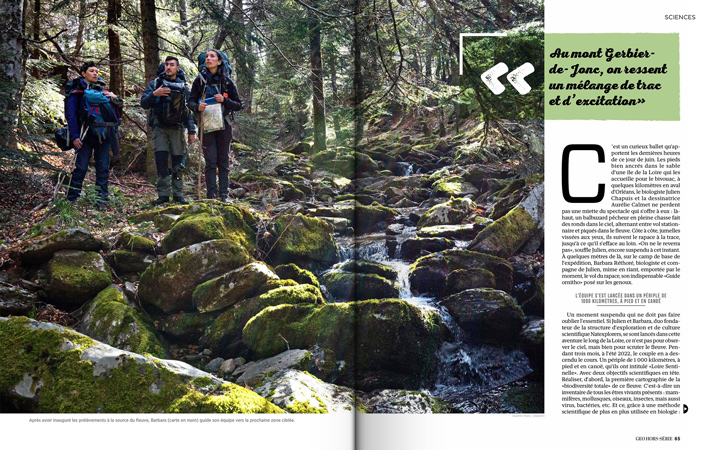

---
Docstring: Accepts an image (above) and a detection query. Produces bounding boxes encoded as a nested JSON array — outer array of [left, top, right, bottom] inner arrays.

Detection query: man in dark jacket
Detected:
[[141, 56, 196, 205], [66, 61, 122, 209]]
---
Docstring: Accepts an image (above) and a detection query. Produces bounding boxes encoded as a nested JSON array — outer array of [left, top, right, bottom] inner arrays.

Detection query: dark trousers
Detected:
[[201, 124, 231, 199], [67, 138, 111, 203]]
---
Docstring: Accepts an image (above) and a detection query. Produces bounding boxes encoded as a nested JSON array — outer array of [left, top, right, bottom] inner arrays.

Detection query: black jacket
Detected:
[[141, 70, 196, 134], [188, 69, 242, 128]]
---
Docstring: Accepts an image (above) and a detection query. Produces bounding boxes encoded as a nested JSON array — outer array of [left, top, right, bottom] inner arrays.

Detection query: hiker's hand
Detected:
[[188, 134, 196, 144], [73, 139, 83, 149], [105, 91, 118, 99], [198, 102, 207, 112], [153, 87, 170, 97], [214, 94, 224, 103]]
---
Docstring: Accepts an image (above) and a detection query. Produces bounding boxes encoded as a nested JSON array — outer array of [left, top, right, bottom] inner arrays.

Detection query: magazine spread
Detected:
[[0, 0, 707, 448]]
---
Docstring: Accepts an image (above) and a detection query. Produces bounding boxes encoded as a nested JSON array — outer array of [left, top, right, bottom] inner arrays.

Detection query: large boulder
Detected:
[[254, 369, 357, 413], [417, 197, 477, 228], [0, 317, 283, 413], [337, 260, 397, 281], [79, 285, 168, 358], [138, 239, 251, 313], [233, 350, 310, 386], [431, 176, 479, 198], [274, 264, 320, 288], [400, 237, 455, 261], [192, 262, 279, 313], [106, 250, 156, 275], [114, 232, 155, 253], [322, 272, 400, 301], [20, 228, 108, 265], [469, 184, 544, 258], [43, 250, 112, 303], [265, 214, 338, 272], [128, 204, 189, 224], [409, 249, 513, 297], [440, 289, 525, 345], [154, 310, 219, 342], [200, 284, 325, 357], [161, 201, 257, 254], [243, 300, 446, 389]]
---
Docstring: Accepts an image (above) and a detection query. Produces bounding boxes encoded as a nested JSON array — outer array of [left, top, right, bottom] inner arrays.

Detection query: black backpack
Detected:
[[152, 64, 189, 127]]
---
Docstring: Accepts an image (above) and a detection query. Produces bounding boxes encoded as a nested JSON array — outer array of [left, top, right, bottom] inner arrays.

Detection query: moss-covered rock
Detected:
[[127, 204, 190, 224], [444, 268, 497, 295], [106, 249, 156, 275], [161, 201, 257, 254], [469, 184, 543, 258], [431, 176, 478, 198], [20, 228, 109, 265], [138, 239, 252, 313], [409, 249, 513, 297], [154, 310, 219, 342], [192, 262, 279, 313], [417, 197, 477, 228], [440, 289, 524, 345], [199, 284, 325, 357], [242, 300, 446, 389], [254, 369, 357, 413], [265, 214, 337, 272], [79, 285, 168, 358], [253, 279, 299, 296], [400, 237, 456, 261], [0, 317, 282, 413], [337, 260, 397, 281], [312, 201, 396, 234], [114, 232, 155, 253], [274, 263, 320, 288], [323, 272, 400, 301], [521, 318, 544, 376], [44, 250, 112, 303]]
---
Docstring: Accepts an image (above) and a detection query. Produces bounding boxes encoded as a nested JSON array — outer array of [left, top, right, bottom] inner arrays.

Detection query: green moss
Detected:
[[47, 251, 112, 303], [128, 205, 189, 224], [242, 300, 444, 386], [82, 286, 168, 358], [0, 317, 283, 413], [323, 272, 400, 301], [502, 382, 544, 413], [274, 264, 320, 288], [267, 214, 338, 271], [470, 206, 536, 258], [115, 232, 155, 252], [161, 202, 257, 254], [254, 279, 299, 296]]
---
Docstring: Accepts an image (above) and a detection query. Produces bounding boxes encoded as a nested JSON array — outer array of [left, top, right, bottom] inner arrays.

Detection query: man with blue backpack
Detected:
[[65, 61, 123, 209], [141, 56, 196, 205]]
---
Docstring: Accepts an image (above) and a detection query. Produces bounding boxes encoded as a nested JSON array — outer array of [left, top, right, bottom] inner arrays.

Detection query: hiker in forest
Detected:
[[141, 56, 196, 205], [65, 61, 123, 209], [188, 49, 242, 202]]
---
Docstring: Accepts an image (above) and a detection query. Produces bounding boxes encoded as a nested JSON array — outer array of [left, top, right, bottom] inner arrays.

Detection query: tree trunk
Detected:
[[330, 54, 340, 135], [0, 0, 25, 150], [141, 0, 160, 181], [107, 0, 124, 96], [309, 11, 326, 153], [352, 0, 365, 146], [74, 0, 86, 55], [214, 0, 242, 50], [179, 0, 188, 32]]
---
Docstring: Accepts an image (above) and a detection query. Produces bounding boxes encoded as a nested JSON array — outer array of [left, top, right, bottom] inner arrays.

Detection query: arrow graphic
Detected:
[[507, 62, 535, 95], [480, 62, 508, 95]]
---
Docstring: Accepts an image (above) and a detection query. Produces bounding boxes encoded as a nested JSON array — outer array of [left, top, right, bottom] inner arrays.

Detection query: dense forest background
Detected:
[[0, 0, 543, 244]]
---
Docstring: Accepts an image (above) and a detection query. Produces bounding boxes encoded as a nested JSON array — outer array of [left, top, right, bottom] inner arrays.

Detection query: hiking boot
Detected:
[[219, 195, 228, 203], [173, 196, 189, 205], [152, 196, 170, 206]]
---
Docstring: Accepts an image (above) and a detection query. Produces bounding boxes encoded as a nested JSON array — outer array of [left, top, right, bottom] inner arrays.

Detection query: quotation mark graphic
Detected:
[[481, 62, 535, 95]]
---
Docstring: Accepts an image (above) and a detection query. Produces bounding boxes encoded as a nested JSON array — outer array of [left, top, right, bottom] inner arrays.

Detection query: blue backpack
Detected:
[[82, 88, 120, 145]]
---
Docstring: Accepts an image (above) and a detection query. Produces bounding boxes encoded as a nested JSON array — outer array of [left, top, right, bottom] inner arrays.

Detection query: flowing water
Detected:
[[332, 232, 533, 413]]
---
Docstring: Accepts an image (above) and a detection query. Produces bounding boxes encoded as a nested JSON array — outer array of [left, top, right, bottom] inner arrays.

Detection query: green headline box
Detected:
[[544, 33, 679, 120]]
